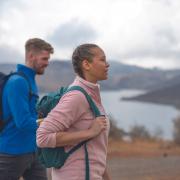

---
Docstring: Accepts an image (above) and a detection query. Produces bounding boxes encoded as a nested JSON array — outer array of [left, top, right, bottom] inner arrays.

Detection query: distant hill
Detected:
[[101, 61, 180, 91], [0, 63, 16, 73], [1, 60, 180, 94], [123, 78, 180, 109], [0, 61, 75, 92], [37, 60, 75, 92]]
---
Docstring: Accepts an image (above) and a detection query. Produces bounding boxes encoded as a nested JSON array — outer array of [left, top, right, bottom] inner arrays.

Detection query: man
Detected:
[[0, 38, 54, 180]]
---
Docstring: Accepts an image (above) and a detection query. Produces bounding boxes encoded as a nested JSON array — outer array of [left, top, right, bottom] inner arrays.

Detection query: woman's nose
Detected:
[[106, 61, 110, 67]]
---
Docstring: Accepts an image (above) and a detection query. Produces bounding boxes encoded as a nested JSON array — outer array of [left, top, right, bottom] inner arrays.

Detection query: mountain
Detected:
[[37, 60, 75, 92], [122, 75, 180, 109], [0, 63, 16, 73], [1, 60, 180, 93], [0, 61, 75, 92], [101, 61, 180, 90]]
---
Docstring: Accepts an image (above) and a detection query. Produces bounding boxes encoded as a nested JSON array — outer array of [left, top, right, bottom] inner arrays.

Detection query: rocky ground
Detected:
[[108, 156, 180, 180]]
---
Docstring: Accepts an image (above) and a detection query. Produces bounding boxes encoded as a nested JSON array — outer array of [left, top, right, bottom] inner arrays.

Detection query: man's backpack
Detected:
[[0, 72, 32, 132], [36, 86, 101, 180]]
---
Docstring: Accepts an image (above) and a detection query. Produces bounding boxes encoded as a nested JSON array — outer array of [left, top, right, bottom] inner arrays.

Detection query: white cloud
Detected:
[[48, 19, 98, 58], [0, 44, 23, 63], [49, 19, 98, 48], [0, 0, 180, 69]]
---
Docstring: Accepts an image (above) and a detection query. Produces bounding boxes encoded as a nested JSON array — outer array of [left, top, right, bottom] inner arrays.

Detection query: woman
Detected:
[[36, 44, 111, 180]]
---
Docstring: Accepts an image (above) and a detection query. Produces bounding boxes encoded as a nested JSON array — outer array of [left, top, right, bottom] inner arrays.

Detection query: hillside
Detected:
[[123, 81, 180, 109], [1, 60, 180, 93]]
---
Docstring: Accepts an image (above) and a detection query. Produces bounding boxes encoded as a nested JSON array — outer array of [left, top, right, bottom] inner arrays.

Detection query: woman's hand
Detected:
[[55, 116, 107, 147], [89, 116, 107, 138]]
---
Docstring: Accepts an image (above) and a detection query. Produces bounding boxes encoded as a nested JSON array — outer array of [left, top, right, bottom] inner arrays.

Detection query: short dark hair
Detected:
[[72, 43, 99, 78], [25, 38, 54, 54]]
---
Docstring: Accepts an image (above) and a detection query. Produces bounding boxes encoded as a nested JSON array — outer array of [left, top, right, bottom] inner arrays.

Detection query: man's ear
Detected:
[[82, 59, 91, 71], [27, 51, 35, 61]]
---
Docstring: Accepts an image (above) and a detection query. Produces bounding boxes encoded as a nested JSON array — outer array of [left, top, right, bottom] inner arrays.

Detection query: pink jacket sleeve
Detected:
[[36, 91, 89, 148]]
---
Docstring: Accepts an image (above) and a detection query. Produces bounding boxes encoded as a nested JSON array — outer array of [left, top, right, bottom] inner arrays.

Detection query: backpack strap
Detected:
[[4, 71, 33, 100], [66, 86, 101, 117], [65, 85, 102, 180], [1, 72, 33, 130], [16, 71, 34, 100], [84, 143, 89, 180]]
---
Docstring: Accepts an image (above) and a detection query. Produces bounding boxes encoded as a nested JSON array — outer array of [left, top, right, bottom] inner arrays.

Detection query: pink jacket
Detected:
[[36, 76, 110, 180]]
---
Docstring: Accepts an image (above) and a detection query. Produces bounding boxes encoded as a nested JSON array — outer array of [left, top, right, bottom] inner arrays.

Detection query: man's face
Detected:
[[31, 50, 50, 75]]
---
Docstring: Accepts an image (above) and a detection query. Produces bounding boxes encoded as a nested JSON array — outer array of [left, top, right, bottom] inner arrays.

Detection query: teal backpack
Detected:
[[36, 86, 101, 180]]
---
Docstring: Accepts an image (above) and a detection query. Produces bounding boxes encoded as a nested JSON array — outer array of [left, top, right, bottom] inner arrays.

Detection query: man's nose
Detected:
[[45, 61, 49, 66]]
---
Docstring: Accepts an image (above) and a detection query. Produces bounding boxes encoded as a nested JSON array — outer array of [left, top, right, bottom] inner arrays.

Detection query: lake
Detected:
[[101, 90, 180, 140]]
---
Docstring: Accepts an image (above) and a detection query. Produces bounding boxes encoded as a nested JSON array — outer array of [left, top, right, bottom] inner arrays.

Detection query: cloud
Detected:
[[121, 27, 179, 59], [0, 45, 23, 63], [48, 19, 98, 49], [0, 0, 27, 43], [98, 0, 180, 69], [0, 0, 180, 69], [0, 0, 8, 11], [0, 0, 25, 14]]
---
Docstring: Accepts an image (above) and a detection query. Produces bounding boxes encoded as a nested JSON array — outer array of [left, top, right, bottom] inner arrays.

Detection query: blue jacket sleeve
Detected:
[[7, 77, 38, 132]]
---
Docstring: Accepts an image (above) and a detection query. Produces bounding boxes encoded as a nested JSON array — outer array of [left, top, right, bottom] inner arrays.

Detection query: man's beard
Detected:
[[36, 68, 45, 75], [35, 65, 46, 75]]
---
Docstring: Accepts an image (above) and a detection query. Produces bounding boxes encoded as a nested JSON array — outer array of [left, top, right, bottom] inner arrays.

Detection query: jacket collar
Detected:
[[75, 76, 100, 91], [17, 64, 36, 79]]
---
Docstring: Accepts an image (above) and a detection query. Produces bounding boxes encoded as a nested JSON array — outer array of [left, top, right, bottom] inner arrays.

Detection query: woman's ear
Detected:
[[82, 59, 91, 71]]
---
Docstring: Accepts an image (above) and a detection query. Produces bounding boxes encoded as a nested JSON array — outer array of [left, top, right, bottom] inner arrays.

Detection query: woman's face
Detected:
[[87, 47, 109, 83]]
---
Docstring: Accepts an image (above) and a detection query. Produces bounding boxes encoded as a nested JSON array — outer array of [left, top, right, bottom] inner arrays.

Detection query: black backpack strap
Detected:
[[5, 71, 33, 100], [15, 71, 33, 100], [1, 72, 33, 130]]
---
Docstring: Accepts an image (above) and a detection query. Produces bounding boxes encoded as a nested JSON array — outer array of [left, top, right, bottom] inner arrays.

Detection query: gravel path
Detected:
[[107, 156, 180, 180]]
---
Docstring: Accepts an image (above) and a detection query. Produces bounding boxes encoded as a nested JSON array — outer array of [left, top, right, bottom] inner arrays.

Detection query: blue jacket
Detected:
[[0, 64, 38, 154]]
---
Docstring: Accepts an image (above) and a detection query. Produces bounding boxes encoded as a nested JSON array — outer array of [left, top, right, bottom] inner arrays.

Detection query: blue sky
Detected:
[[0, 0, 180, 69]]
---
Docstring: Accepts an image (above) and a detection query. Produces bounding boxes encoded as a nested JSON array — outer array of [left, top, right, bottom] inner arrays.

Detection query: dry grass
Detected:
[[107, 139, 180, 179], [108, 138, 180, 158], [21, 139, 180, 180]]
